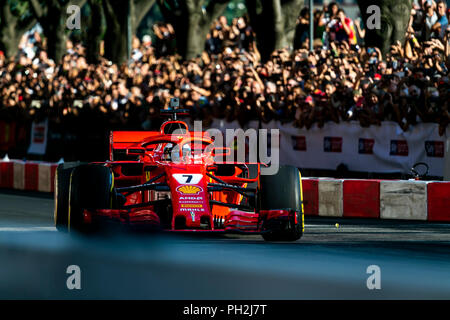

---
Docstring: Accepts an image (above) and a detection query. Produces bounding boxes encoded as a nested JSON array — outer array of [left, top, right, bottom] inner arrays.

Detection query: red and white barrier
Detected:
[[427, 182, 450, 222], [343, 180, 380, 219], [0, 159, 57, 193], [318, 179, 343, 217], [0, 159, 449, 222], [0, 161, 13, 188], [302, 178, 319, 216], [302, 178, 450, 222], [380, 180, 428, 220]]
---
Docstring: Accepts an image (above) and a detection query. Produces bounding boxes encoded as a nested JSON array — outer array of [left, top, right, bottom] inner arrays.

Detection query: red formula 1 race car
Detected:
[[54, 106, 304, 241]]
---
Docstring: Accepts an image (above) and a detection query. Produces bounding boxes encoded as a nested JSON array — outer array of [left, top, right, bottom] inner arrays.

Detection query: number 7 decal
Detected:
[[172, 174, 203, 184]]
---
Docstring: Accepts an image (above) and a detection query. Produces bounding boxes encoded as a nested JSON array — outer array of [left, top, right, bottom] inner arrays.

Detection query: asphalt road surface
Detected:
[[0, 191, 449, 299]]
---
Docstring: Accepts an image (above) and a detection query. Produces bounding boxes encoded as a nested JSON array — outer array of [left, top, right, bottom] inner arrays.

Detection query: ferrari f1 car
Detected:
[[54, 105, 304, 241]]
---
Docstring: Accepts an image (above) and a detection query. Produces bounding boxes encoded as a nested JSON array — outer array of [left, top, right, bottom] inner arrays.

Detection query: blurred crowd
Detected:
[[0, 0, 449, 160]]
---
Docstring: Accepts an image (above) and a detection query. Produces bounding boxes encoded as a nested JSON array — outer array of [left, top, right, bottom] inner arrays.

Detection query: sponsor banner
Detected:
[[389, 140, 409, 156], [424, 141, 444, 158], [292, 136, 306, 151], [358, 138, 374, 154], [206, 121, 449, 177], [27, 118, 48, 155], [323, 137, 342, 153]]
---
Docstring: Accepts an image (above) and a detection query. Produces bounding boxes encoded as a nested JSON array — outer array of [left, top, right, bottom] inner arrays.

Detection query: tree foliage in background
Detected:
[[28, 0, 87, 62], [0, 0, 36, 58], [157, 0, 230, 60], [85, 0, 103, 64], [246, 0, 304, 61], [103, 0, 155, 63], [357, 0, 413, 55]]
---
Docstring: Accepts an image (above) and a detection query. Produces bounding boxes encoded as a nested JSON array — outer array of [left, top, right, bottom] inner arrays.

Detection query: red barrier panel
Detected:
[[0, 162, 13, 188], [302, 179, 319, 216], [25, 163, 39, 191], [343, 180, 380, 218], [427, 182, 450, 222]]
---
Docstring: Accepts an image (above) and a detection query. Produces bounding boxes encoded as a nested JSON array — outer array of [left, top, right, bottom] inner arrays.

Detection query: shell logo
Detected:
[[176, 185, 203, 195]]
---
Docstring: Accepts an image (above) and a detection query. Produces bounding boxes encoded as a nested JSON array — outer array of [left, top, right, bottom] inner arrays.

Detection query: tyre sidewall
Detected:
[[68, 165, 113, 233]]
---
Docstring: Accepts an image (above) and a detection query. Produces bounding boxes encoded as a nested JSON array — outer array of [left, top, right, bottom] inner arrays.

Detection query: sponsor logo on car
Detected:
[[180, 207, 205, 212], [358, 138, 374, 154], [425, 141, 444, 158], [181, 204, 203, 208], [292, 136, 306, 151], [176, 185, 203, 195], [179, 196, 203, 200], [324, 137, 342, 152], [390, 140, 408, 156]]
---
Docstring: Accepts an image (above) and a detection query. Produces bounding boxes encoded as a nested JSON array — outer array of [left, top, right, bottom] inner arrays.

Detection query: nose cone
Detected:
[[166, 165, 212, 229]]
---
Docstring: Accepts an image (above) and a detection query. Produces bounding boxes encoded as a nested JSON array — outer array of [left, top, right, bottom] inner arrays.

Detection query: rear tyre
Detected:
[[259, 165, 303, 241], [54, 162, 85, 232], [68, 165, 113, 233]]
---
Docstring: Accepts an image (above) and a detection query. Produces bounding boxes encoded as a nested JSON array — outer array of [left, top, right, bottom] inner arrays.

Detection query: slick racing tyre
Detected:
[[68, 164, 114, 233], [259, 165, 303, 241], [54, 162, 86, 232]]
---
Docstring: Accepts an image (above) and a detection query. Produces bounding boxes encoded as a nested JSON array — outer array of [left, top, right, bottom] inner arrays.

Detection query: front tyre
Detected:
[[259, 165, 304, 241], [54, 162, 85, 232], [68, 165, 114, 233]]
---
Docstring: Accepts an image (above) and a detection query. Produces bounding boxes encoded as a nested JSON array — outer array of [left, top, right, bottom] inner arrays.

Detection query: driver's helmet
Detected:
[[172, 144, 180, 162], [163, 142, 180, 161], [163, 143, 173, 161], [182, 143, 191, 158], [163, 143, 180, 162]]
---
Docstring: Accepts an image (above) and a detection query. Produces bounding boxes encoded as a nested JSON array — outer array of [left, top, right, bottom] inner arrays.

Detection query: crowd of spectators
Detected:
[[0, 0, 449, 160]]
